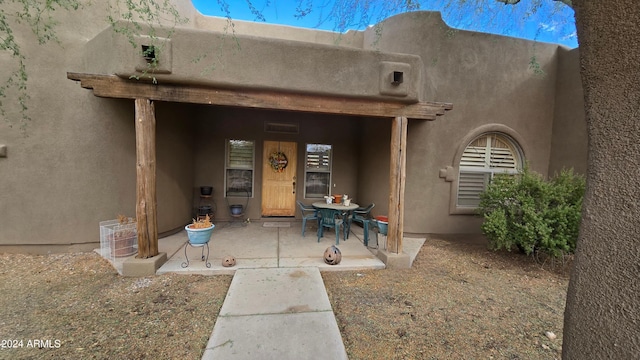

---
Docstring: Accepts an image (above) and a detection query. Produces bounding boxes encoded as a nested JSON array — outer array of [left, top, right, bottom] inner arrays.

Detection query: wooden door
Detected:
[[261, 141, 297, 216]]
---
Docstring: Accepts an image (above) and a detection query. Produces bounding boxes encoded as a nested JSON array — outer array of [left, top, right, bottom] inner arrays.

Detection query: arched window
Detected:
[[457, 133, 523, 207]]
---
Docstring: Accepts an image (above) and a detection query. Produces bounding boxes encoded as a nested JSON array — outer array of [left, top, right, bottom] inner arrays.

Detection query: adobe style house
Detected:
[[0, 2, 585, 256]]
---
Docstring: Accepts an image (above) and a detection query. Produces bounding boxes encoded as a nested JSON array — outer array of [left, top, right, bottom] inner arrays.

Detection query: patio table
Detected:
[[313, 202, 359, 241], [312, 202, 360, 212]]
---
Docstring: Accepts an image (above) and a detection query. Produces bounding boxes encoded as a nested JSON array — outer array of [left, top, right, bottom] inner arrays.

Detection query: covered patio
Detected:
[[151, 220, 426, 275], [68, 69, 449, 275]]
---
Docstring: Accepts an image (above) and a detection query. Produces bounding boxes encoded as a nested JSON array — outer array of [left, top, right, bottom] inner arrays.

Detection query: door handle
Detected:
[[292, 181, 296, 194]]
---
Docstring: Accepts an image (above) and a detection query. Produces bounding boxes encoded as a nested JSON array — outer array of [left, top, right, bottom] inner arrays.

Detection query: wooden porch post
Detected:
[[135, 98, 159, 259], [387, 116, 407, 254]]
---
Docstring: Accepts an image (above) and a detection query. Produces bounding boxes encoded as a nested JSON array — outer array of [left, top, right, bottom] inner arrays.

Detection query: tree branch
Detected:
[[496, 0, 573, 9]]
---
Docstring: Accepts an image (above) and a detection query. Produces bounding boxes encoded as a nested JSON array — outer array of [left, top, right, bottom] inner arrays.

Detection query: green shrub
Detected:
[[477, 167, 585, 258]]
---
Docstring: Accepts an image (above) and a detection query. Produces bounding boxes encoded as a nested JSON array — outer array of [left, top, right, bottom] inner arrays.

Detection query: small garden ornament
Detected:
[[222, 255, 236, 267], [323, 245, 342, 265]]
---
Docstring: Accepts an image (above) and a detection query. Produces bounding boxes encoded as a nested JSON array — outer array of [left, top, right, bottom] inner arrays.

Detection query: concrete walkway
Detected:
[[201, 267, 348, 359]]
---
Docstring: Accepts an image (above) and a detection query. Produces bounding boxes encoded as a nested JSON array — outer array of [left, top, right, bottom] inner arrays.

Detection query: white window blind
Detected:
[[306, 144, 331, 171]]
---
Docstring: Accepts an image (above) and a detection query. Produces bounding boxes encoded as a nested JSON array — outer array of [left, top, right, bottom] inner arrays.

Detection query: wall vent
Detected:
[[264, 122, 299, 134], [133, 35, 172, 74], [141, 45, 157, 63]]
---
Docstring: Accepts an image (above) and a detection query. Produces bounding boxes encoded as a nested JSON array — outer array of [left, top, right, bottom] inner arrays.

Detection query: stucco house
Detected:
[[0, 3, 585, 258]]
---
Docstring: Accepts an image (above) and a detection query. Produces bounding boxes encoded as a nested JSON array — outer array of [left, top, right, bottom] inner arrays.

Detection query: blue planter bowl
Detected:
[[230, 205, 243, 216], [185, 224, 215, 244]]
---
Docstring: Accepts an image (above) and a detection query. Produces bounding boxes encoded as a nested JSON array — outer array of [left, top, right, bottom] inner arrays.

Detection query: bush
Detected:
[[477, 167, 585, 258]]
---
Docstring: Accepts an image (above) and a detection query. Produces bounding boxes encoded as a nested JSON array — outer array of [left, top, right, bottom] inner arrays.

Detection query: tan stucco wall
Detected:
[[0, 3, 197, 252], [190, 8, 364, 48], [0, 2, 585, 252], [549, 48, 587, 175], [356, 117, 393, 219], [155, 102, 198, 230], [360, 12, 566, 234], [83, 21, 422, 104], [0, 4, 130, 253]]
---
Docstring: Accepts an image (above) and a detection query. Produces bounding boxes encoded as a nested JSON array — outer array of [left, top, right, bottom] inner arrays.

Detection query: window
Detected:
[[457, 133, 523, 207], [226, 140, 254, 197], [304, 144, 332, 198]]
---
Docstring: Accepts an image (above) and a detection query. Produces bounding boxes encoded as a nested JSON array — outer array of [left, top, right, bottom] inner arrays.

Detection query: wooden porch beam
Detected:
[[387, 116, 407, 254], [67, 73, 452, 120], [135, 98, 159, 259]]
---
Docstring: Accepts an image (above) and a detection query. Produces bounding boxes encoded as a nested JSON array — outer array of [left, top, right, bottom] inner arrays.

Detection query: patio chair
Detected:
[[346, 203, 375, 246], [317, 208, 345, 245], [297, 200, 318, 237]]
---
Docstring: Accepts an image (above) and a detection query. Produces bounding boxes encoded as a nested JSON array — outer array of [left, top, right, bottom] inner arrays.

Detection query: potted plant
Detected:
[[107, 215, 137, 257], [374, 215, 389, 236], [185, 214, 215, 244]]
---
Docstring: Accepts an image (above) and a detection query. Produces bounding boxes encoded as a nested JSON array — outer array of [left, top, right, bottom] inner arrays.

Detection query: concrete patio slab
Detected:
[[99, 221, 424, 275], [157, 221, 388, 275]]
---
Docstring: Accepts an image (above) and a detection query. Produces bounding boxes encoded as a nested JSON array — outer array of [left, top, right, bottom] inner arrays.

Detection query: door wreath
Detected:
[[269, 151, 288, 172]]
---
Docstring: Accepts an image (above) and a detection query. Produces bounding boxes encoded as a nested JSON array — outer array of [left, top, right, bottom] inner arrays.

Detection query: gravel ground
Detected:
[[323, 235, 570, 360], [0, 235, 569, 359], [0, 253, 231, 360]]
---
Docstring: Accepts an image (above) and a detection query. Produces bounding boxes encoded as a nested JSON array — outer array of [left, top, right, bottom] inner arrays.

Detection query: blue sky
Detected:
[[191, 0, 577, 48]]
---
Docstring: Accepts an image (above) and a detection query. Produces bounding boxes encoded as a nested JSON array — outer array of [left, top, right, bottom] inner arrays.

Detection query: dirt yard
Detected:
[[324, 236, 570, 359], [0, 236, 569, 359]]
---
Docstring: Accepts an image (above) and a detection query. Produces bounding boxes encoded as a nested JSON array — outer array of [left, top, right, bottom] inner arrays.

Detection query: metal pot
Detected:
[[198, 205, 212, 216]]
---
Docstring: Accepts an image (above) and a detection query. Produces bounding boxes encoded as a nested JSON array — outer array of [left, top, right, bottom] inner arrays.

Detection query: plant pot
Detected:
[[185, 224, 215, 245], [230, 205, 243, 216], [200, 186, 213, 196], [375, 215, 388, 236], [333, 194, 343, 204], [111, 233, 137, 257], [100, 219, 137, 259]]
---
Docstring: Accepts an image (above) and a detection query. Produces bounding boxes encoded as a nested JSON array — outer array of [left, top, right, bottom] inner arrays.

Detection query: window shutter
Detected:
[[457, 171, 489, 207], [228, 140, 254, 168], [460, 146, 488, 168], [457, 133, 522, 208], [489, 137, 517, 169]]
